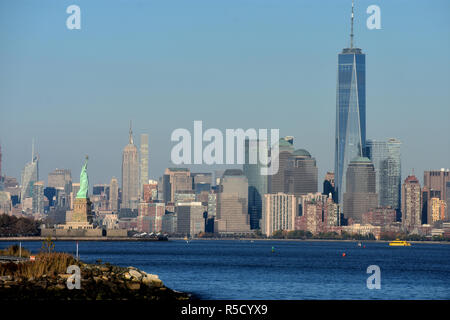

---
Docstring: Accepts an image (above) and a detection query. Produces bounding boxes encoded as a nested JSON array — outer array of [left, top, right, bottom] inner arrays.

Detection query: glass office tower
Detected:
[[244, 139, 268, 229], [366, 138, 402, 211], [334, 2, 366, 206]]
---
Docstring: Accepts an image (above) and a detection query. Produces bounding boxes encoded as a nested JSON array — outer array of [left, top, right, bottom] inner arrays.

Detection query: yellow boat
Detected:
[[389, 239, 411, 246]]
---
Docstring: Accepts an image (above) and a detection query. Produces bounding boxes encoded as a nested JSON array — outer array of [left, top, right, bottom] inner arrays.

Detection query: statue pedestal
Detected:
[[64, 198, 93, 229]]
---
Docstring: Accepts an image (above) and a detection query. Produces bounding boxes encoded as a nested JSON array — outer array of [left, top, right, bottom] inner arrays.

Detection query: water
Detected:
[[1, 240, 449, 299]]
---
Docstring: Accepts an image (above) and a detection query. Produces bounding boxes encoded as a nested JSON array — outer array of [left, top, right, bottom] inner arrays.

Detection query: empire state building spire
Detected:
[[129, 120, 134, 145]]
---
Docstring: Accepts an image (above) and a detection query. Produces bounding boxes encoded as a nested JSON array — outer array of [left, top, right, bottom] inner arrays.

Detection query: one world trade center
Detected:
[[334, 0, 366, 206]]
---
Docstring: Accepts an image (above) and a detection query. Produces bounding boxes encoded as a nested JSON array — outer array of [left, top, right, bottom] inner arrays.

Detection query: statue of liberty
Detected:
[[76, 155, 89, 199]]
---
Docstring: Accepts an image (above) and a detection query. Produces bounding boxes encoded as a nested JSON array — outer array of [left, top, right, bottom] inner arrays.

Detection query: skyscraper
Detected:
[[343, 157, 378, 224], [285, 149, 318, 196], [163, 168, 192, 204], [366, 138, 402, 211], [32, 181, 45, 214], [269, 137, 294, 193], [216, 169, 250, 234], [48, 169, 72, 205], [109, 177, 119, 212], [423, 169, 450, 223], [401, 175, 422, 230], [335, 1, 366, 205], [121, 122, 139, 209], [20, 140, 39, 203], [140, 133, 149, 199], [261, 192, 297, 237], [243, 139, 268, 230]]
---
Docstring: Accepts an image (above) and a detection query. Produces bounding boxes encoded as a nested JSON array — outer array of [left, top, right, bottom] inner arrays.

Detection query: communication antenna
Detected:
[[350, 0, 355, 49]]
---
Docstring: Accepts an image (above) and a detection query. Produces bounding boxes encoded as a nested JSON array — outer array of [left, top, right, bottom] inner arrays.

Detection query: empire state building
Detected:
[[122, 122, 139, 210]]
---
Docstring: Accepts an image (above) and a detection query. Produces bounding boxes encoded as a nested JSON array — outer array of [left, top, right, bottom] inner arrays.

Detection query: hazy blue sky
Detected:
[[1, 0, 449, 187]]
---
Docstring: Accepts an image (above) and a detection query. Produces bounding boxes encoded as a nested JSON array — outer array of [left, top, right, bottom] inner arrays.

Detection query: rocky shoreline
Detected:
[[0, 261, 191, 301]]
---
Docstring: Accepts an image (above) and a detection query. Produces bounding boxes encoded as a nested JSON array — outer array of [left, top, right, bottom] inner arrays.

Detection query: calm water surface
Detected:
[[1, 240, 449, 299]]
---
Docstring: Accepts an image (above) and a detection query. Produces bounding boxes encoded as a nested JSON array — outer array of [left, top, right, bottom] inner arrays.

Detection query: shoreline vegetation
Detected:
[[0, 244, 191, 301]]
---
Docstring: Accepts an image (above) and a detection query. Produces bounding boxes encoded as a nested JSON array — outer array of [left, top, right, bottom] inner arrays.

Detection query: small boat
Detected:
[[358, 242, 362, 247], [389, 239, 411, 246]]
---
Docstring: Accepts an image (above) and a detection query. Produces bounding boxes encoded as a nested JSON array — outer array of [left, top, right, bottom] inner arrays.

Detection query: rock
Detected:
[[128, 269, 142, 281], [123, 272, 131, 280], [126, 281, 140, 290], [0, 276, 12, 281], [58, 274, 71, 279]]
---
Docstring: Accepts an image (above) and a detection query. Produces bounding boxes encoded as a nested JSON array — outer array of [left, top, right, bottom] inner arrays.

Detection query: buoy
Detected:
[[342, 253, 346, 257]]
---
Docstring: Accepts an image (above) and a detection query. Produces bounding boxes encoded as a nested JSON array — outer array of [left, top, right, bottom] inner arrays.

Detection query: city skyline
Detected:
[[1, 0, 449, 187]]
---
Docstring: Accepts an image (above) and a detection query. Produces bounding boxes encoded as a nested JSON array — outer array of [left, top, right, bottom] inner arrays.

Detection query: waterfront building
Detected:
[[176, 202, 205, 237], [362, 207, 396, 227], [140, 134, 149, 199], [447, 182, 450, 221], [401, 175, 422, 230], [295, 193, 328, 234], [343, 157, 378, 224], [423, 169, 450, 223], [216, 169, 250, 234], [162, 212, 177, 234], [334, 2, 366, 206], [285, 149, 318, 196], [261, 192, 297, 237], [430, 198, 447, 223], [366, 138, 401, 211], [243, 139, 268, 230], [122, 122, 139, 210]]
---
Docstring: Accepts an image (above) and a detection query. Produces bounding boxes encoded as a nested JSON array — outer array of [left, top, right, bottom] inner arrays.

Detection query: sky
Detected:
[[1, 0, 449, 188]]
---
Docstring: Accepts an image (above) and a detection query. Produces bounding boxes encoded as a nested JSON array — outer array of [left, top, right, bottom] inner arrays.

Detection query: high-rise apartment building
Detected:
[[122, 122, 139, 209], [401, 175, 422, 230], [261, 192, 297, 237], [243, 139, 268, 230], [366, 138, 401, 211], [343, 157, 378, 224], [285, 149, 318, 196], [216, 169, 250, 234], [140, 134, 149, 199], [335, 2, 366, 206]]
